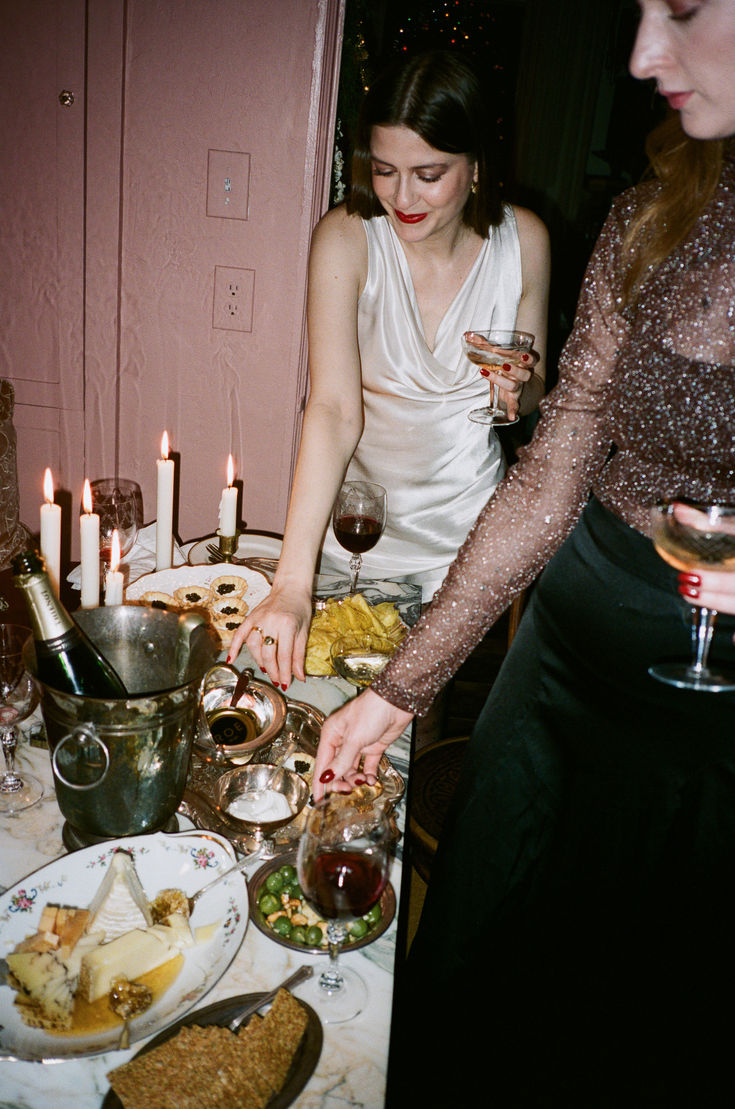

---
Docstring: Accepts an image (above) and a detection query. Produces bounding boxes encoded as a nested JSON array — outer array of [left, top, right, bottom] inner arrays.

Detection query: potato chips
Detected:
[[305, 593, 406, 676]]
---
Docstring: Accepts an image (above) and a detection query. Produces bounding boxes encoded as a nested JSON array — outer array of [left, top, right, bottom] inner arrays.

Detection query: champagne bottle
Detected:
[[11, 550, 128, 697]]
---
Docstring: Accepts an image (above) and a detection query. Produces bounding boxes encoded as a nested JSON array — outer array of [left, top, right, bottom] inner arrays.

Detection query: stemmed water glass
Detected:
[[0, 624, 42, 814], [332, 481, 387, 594], [296, 794, 392, 1023], [462, 329, 535, 425], [649, 501, 735, 692], [90, 479, 144, 578]]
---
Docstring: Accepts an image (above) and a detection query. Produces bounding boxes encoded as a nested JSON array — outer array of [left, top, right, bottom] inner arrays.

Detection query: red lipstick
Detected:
[[395, 210, 427, 224], [661, 90, 692, 110]]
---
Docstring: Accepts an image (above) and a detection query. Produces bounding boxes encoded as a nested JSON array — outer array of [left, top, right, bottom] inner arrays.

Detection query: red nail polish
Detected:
[[502, 363, 511, 372], [479, 368, 490, 377], [355, 778, 366, 786], [678, 572, 701, 587], [521, 353, 530, 362], [679, 585, 700, 599], [320, 769, 335, 783], [281, 683, 289, 691]]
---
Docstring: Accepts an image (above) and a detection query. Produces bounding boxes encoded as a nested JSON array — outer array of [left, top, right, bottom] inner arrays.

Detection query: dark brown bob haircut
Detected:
[[347, 49, 503, 236]]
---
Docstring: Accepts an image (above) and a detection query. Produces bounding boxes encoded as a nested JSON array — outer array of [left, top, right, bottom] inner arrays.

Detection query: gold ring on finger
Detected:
[[263, 635, 277, 646]]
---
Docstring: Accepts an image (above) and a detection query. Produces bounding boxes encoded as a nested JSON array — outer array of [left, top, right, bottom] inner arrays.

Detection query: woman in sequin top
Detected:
[[316, 3, 735, 1104]]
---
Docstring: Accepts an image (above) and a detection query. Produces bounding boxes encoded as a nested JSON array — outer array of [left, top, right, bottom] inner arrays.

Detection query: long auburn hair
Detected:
[[347, 50, 503, 237], [622, 114, 724, 304]]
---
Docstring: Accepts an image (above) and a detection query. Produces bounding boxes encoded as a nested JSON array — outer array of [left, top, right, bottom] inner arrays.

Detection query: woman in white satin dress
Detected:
[[230, 49, 550, 687]]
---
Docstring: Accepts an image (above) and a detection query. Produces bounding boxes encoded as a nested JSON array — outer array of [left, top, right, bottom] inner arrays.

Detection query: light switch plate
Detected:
[[207, 149, 250, 220]]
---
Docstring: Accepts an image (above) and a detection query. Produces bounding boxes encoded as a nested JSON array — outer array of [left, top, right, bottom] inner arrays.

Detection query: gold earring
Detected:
[[470, 181, 478, 195]]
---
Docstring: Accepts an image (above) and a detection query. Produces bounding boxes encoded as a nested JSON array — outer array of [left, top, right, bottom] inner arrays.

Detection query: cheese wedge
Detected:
[[79, 928, 179, 1003], [86, 851, 153, 941], [7, 930, 104, 1029]]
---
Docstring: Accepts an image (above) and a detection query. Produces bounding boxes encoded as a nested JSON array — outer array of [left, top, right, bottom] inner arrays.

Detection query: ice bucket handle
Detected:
[[51, 725, 111, 791]]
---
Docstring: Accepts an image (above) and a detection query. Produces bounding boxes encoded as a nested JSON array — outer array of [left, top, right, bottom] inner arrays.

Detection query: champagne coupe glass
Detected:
[[332, 481, 387, 593], [649, 501, 735, 692], [462, 329, 535, 425], [90, 479, 144, 578], [0, 624, 42, 814], [330, 632, 396, 687], [296, 794, 392, 1023]]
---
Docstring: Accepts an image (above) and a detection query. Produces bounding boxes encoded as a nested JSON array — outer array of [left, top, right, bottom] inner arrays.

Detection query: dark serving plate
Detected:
[[102, 991, 322, 1109], [248, 849, 396, 955]]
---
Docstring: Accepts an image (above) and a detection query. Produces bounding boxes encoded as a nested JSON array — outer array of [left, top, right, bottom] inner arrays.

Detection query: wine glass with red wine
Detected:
[[296, 794, 392, 1023], [332, 480, 387, 593]]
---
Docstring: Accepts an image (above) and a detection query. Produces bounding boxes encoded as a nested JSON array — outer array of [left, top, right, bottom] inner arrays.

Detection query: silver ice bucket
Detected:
[[25, 606, 219, 841]]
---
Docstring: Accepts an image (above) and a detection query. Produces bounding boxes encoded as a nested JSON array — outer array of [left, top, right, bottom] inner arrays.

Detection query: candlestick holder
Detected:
[[216, 530, 239, 562]]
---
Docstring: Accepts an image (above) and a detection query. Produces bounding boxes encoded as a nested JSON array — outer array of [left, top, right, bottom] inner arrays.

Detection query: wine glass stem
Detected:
[[689, 605, 716, 677], [320, 921, 347, 993], [0, 727, 22, 792], [491, 381, 500, 413], [349, 553, 362, 594]]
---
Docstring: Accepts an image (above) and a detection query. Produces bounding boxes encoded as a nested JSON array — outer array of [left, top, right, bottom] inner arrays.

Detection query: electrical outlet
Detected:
[[212, 266, 255, 332]]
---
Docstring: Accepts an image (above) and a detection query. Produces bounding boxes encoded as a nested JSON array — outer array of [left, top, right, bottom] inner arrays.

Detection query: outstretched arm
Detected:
[[228, 208, 367, 685]]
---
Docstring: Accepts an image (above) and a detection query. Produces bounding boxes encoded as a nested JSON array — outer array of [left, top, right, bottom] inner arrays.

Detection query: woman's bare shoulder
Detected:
[[509, 204, 550, 251], [310, 204, 368, 283]]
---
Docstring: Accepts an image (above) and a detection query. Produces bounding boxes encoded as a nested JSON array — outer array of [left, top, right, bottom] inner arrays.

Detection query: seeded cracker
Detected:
[[107, 988, 309, 1109]]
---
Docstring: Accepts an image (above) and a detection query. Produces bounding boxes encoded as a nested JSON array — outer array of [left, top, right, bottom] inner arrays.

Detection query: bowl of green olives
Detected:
[[247, 850, 396, 954]]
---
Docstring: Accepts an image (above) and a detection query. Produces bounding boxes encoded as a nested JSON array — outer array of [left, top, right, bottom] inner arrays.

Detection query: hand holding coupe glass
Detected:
[[462, 329, 536, 425], [650, 500, 735, 692]]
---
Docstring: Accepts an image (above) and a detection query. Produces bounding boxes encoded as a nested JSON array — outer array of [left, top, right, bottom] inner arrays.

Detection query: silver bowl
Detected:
[[211, 764, 310, 855], [194, 664, 288, 764]]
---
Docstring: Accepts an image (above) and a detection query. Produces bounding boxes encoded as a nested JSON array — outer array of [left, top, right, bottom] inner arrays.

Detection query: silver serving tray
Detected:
[[180, 697, 405, 856]]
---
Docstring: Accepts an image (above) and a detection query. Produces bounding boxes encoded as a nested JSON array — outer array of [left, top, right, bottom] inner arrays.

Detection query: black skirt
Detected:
[[390, 498, 735, 1108]]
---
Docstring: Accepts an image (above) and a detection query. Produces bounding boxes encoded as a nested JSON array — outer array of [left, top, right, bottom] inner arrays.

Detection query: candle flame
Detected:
[[161, 430, 170, 460], [110, 529, 121, 572], [82, 478, 93, 515], [43, 467, 55, 505], [227, 454, 234, 487]]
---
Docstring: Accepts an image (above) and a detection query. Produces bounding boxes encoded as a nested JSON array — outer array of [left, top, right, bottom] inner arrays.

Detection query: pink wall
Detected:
[[1, 0, 343, 558]]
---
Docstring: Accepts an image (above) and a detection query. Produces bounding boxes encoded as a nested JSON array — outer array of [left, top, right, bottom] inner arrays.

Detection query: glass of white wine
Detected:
[[330, 632, 396, 688], [649, 501, 735, 692], [462, 329, 535, 425]]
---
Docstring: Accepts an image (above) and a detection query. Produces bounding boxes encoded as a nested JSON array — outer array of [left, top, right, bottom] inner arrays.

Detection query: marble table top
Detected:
[[0, 658, 410, 1109]]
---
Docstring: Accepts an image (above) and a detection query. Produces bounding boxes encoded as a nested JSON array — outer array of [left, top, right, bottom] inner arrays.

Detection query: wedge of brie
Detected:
[[86, 850, 154, 941]]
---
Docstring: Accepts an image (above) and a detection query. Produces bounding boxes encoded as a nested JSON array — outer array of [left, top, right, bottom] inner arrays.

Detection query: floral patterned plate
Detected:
[[0, 831, 249, 1062]]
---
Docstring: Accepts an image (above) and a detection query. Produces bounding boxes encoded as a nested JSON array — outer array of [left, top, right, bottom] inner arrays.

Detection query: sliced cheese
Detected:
[[79, 927, 178, 1003], [6, 950, 76, 1030], [86, 850, 153, 940]]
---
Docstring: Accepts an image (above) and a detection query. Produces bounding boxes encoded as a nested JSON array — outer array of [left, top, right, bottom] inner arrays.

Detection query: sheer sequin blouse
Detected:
[[372, 151, 735, 716]]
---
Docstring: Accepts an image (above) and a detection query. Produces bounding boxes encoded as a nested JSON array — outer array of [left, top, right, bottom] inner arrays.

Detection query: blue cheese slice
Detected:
[[87, 850, 153, 940]]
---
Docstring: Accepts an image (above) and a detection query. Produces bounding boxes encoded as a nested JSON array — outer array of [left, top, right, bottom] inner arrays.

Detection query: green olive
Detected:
[[290, 926, 307, 944], [364, 903, 382, 927], [271, 915, 292, 938], [306, 925, 324, 947], [349, 917, 369, 940], [265, 871, 284, 894], [258, 892, 280, 917]]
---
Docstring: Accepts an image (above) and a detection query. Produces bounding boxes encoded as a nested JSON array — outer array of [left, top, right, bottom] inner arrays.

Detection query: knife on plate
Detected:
[[228, 964, 313, 1032]]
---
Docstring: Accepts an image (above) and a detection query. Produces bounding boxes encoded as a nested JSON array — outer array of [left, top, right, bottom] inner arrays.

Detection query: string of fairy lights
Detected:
[[331, 0, 522, 205]]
